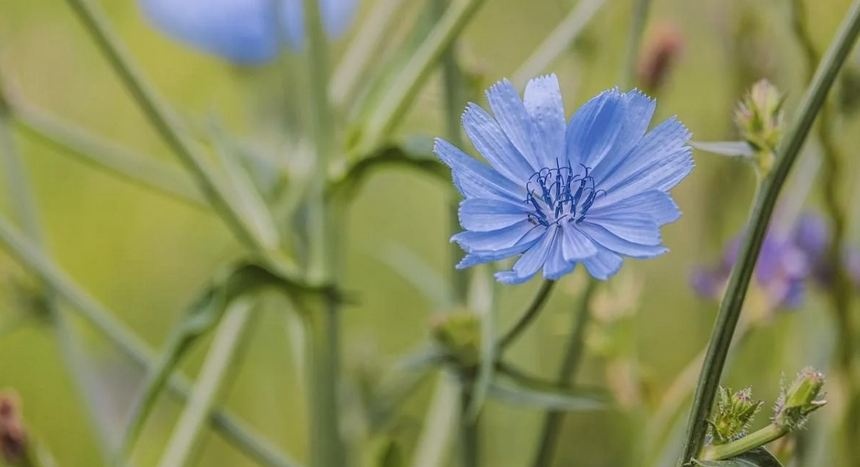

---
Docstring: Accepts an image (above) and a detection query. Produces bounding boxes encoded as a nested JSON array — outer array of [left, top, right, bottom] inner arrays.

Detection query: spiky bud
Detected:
[[430, 310, 480, 368], [710, 387, 764, 444], [734, 79, 785, 174], [773, 367, 826, 430]]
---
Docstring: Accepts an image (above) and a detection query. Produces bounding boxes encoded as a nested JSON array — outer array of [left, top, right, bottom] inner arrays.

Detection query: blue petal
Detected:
[[583, 249, 624, 280], [523, 74, 566, 169], [462, 103, 534, 183], [434, 139, 522, 201], [280, 0, 359, 49], [542, 227, 576, 280], [452, 221, 543, 252], [456, 231, 543, 269], [561, 224, 598, 261], [590, 90, 656, 182], [565, 89, 626, 169], [578, 223, 667, 258], [495, 227, 557, 284], [589, 190, 680, 226], [582, 213, 662, 246], [486, 80, 542, 170], [140, 0, 281, 64], [597, 117, 693, 204], [458, 198, 529, 232]]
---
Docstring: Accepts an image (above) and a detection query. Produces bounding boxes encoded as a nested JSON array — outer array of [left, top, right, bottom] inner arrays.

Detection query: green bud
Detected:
[[734, 79, 784, 174], [430, 310, 480, 368], [773, 367, 827, 429], [710, 386, 764, 444]]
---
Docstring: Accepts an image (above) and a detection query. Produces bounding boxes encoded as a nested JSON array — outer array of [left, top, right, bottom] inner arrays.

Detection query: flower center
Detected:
[[525, 162, 605, 227]]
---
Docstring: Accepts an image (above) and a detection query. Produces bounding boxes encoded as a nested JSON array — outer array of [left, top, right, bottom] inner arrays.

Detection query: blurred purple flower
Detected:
[[140, 0, 359, 64], [692, 213, 860, 310]]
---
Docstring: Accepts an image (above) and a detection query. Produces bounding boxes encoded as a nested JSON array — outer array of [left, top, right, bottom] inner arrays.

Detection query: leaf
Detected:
[[377, 439, 405, 467], [486, 375, 607, 412], [692, 141, 755, 158], [694, 448, 783, 467]]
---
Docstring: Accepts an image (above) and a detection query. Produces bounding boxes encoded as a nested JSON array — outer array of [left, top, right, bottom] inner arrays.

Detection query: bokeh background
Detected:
[[1, 0, 859, 465]]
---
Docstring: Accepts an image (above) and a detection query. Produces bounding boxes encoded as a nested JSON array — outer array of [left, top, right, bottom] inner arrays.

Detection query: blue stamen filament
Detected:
[[525, 163, 605, 227]]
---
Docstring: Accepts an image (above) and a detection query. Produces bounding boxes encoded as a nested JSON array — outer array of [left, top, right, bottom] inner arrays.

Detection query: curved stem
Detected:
[[677, 2, 860, 463], [531, 279, 597, 467], [497, 280, 557, 351]]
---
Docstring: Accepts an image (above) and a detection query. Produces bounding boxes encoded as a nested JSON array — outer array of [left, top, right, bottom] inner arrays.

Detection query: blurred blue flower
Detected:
[[435, 75, 693, 284], [692, 213, 860, 309], [140, 0, 358, 64]]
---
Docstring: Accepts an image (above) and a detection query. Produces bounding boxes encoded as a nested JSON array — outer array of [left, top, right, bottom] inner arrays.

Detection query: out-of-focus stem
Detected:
[[678, 2, 860, 463], [531, 279, 597, 467], [621, 0, 652, 89], [497, 280, 556, 351]]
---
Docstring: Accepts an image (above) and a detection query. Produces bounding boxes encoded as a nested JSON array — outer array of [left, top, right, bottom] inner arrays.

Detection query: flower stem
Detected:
[[459, 384, 479, 467], [497, 280, 557, 352], [677, 2, 860, 463], [698, 424, 786, 461], [621, 0, 652, 89], [531, 279, 597, 467], [0, 218, 295, 467], [158, 300, 258, 467]]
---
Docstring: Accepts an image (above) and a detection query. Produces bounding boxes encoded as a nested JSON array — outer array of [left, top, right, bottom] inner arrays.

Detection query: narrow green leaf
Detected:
[[465, 271, 495, 420], [691, 141, 755, 158], [693, 448, 783, 467], [487, 376, 606, 412]]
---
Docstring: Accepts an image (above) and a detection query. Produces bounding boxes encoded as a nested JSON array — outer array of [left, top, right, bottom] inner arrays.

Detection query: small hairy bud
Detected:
[[734, 79, 785, 174], [773, 367, 826, 430], [710, 386, 764, 444], [430, 310, 480, 368]]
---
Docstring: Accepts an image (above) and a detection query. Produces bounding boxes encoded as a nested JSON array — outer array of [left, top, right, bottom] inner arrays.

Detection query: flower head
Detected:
[[435, 75, 693, 284], [140, 0, 358, 64]]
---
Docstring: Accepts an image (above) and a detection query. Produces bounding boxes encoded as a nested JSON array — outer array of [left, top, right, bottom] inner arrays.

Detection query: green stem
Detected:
[[699, 424, 786, 461], [0, 218, 296, 467], [359, 0, 487, 151], [497, 280, 556, 352], [158, 300, 258, 467], [459, 384, 479, 467], [0, 86, 112, 461], [621, 0, 652, 89], [302, 0, 344, 465], [62, 0, 287, 266], [677, 2, 860, 463], [511, 0, 607, 87], [531, 279, 597, 467]]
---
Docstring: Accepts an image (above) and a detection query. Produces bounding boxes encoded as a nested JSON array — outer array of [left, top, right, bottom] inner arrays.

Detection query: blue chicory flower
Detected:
[[140, 0, 358, 64], [691, 213, 860, 309], [435, 74, 693, 284]]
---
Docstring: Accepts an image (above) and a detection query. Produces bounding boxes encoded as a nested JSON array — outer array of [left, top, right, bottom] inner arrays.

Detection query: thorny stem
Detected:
[[678, 1, 860, 463], [531, 279, 598, 467]]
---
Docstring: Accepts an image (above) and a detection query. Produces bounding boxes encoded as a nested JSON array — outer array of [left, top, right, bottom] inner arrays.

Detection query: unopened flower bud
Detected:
[[636, 23, 684, 95], [734, 79, 784, 174], [0, 390, 29, 465], [774, 367, 826, 429], [430, 311, 480, 368], [710, 386, 764, 444]]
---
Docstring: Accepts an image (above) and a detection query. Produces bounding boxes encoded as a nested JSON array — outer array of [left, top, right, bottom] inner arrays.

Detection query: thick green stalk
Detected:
[[677, 2, 860, 463], [158, 300, 258, 467], [497, 280, 557, 352], [621, 0, 652, 89], [0, 218, 296, 467], [359, 0, 487, 151], [0, 88, 112, 460], [698, 424, 786, 461], [62, 0, 296, 276], [302, 0, 344, 466], [531, 279, 597, 467]]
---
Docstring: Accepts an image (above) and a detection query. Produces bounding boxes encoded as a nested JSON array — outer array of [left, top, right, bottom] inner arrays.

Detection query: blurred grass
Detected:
[[1, 0, 859, 465]]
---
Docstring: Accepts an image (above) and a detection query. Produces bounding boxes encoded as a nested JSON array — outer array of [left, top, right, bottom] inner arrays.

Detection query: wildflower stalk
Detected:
[[359, 0, 486, 151], [303, 0, 345, 465], [158, 300, 258, 467], [531, 279, 598, 467], [61, 0, 303, 281], [678, 2, 860, 463], [698, 424, 786, 461], [790, 0, 859, 457], [0, 86, 112, 460], [497, 280, 556, 352], [512, 0, 607, 87], [621, 0, 652, 89], [0, 218, 296, 467]]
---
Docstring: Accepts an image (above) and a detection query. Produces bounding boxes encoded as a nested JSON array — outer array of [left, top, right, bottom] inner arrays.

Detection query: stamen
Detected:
[[523, 164, 605, 227]]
